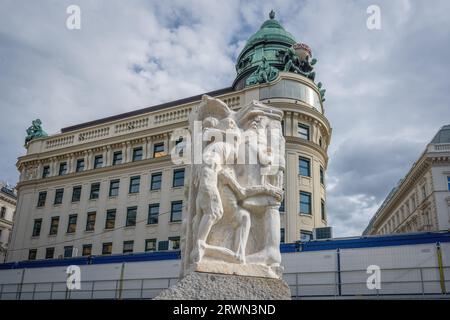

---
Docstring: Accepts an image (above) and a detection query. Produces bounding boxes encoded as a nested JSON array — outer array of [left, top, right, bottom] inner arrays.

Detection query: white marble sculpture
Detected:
[[180, 95, 285, 279]]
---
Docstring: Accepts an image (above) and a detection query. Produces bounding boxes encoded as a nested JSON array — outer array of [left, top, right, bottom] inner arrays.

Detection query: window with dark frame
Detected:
[[94, 155, 103, 169], [59, 162, 67, 176], [67, 214, 77, 233], [32, 218, 42, 237], [169, 236, 180, 250], [299, 157, 310, 177], [298, 123, 310, 140], [126, 206, 137, 227], [54, 188, 64, 205], [0, 206, 5, 219], [90, 182, 100, 199], [28, 249, 37, 260], [72, 186, 82, 202], [64, 246, 73, 258], [113, 151, 123, 165], [86, 212, 96, 231], [321, 199, 326, 221], [158, 240, 169, 251], [37, 191, 47, 207], [49, 216, 59, 235], [129, 176, 140, 193], [320, 166, 325, 185], [150, 172, 162, 190], [132, 147, 143, 161], [172, 169, 185, 187], [300, 191, 312, 215], [448, 176, 450, 191], [42, 165, 50, 178], [145, 239, 157, 252], [109, 179, 120, 197], [170, 201, 182, 222], [148, 204, 159, 224], [102, 242, 112, 255], [82, 244, 92, 256], [280, 228, 285, 244], [123, 240, 134, 254], [105, 209, 116, 229], [153, 142, 165, 158], [45, 247, 54, 259], [76, 159, 85, 172], [279, 198, 285, 212]]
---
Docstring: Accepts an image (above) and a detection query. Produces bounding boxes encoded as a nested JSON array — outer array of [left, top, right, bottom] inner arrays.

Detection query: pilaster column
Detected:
[[126, 142, 132, 163], [285, 112, 293, 137], [142, 138, 149, 159], [106, 145, 112, 166], [121, 143, 127, 162]]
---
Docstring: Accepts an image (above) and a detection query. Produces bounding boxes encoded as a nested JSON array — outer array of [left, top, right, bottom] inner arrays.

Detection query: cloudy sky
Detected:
[[1, 0, 449, 237]]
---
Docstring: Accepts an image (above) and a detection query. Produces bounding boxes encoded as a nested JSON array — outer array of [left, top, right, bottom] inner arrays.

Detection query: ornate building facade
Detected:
[[0, 183, 17, 262], [7, 12, 332, 262], [364, 125, 450, 235]]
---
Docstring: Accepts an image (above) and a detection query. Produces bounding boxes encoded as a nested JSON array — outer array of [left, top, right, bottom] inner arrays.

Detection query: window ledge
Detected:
[[146, 223, 158, 227], [299, 213, 313, 218], [169, 220, 182, 224]]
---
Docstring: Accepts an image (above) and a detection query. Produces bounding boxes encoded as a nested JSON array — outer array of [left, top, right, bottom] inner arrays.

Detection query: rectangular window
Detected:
[[59, 162, 67, 176], [1, 207, 5, 219], [109, 179, 120, 197], [153, 142, 165, 158], [447, 176, 450, 191], [37, 191, 47, 207], [421, 185, 427, 200], [158, 240, 169, 251], [280, 228, 285, 244], [300, 191, 312, 215], [150, 172, 162, 190], [279, 199, 285, 212], [28, 249, 37, 260], [54, 188, 64, 205], [126, 206, 137, 227], [320, 166, 325, 185], [102, 242, 112, 255], [300, 230, 313, 242], [94, 155, 103, 169], [32, 218, 42, 237], [72, 186, 82, 202], [169, 237, 180, 250], [76, 159, 85, 172], [90, 182, 100, 199], [49, 216, 59, 235], [42, 165, 50, 178], [45, 247, 54, 259], [170, 201, 183, 222], [281, 120, 285, 135], [132, 147, 143, 161], [299, 157, 310, 177], [105, 209, 116, 229], [113, 151, 122, 165], [82, 244, 92, 256], [172, 169, 185, 187], [321, 199, 326, 221], [123, 240, 134, 254], [298, 124, 310, 140], [64, 246, 73, 258], [86, 212, 96, 231], [129, 176, 140, 193], [148, 204, 159, 224], [67, 214, 77, 233], [145, 239, 157, 252]]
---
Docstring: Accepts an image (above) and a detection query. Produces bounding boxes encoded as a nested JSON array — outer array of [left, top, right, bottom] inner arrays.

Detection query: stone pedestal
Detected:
[[154, 272, 292, 300]]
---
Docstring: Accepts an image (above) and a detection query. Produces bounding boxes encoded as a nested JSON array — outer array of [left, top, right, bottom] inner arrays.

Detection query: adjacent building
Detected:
[[7, 12, 332, 262], [364, 125, 450, 235], [0, 183, 17, 262]]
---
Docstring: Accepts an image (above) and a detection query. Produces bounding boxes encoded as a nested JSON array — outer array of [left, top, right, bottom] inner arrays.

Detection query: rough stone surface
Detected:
[[154, 272, 292, 300]]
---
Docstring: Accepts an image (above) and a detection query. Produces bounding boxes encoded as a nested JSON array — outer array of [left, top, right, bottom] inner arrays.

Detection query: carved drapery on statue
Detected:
[[181, 95, 285, 279]]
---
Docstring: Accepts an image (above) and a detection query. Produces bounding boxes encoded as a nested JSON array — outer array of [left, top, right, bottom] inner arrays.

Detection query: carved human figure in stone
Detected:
[[181, 95, 285, 279]]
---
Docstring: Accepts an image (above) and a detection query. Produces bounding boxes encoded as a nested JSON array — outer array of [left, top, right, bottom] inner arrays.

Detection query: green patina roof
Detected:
[[241, 13, 296, 56]]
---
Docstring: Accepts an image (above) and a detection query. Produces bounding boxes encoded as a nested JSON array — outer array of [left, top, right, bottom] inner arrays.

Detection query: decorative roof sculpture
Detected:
[[24, 119, 48, 147]]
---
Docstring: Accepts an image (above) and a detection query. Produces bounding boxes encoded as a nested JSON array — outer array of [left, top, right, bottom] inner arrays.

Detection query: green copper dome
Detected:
[[241, 12, 296, 57], [233, 11, 298, 89]]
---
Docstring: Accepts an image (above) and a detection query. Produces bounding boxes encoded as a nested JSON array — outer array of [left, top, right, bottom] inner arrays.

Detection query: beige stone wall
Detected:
[[8, 73, 332, 262], [0, 189, 16, 262]]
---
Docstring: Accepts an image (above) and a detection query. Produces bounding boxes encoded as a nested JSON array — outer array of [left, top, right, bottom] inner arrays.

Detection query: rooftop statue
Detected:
[[246, 55, 279, 86], [181, 95, 285, 279], [278, 43, 317, 81], [24, 119, 48, 147], [317, 82, 326, 102]]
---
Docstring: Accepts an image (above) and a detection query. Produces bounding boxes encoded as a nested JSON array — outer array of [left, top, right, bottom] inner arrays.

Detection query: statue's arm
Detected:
[[218, 170, 246, 199]]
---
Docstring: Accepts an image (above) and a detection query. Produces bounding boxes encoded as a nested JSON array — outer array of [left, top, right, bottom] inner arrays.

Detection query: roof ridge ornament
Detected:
[[269, 10, 275, 20]]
